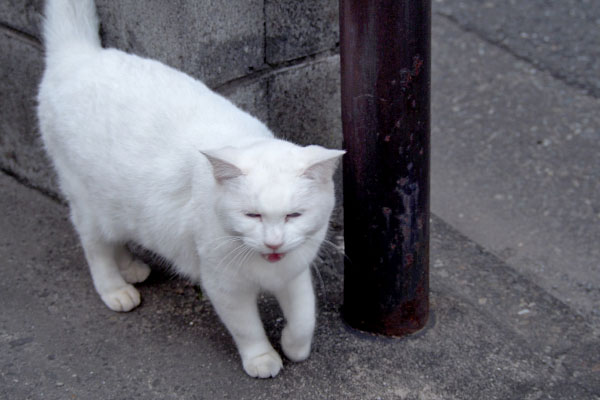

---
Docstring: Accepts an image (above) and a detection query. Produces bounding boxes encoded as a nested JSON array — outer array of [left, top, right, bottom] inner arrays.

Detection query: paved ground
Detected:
[[2, 171, 598, 399], [432, 0, 600, 329], [2, 3, 600, 400]]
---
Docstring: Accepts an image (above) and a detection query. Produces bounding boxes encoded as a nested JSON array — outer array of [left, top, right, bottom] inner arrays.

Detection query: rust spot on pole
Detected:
[[340, 0, 431, 337]]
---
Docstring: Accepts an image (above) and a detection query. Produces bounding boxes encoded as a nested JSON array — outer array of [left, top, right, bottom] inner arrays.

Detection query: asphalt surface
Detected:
[[434, 0, 600, 97], [2, 4, 600, 399], [2, 171, 598, 399], [431, 1, 600, 328]]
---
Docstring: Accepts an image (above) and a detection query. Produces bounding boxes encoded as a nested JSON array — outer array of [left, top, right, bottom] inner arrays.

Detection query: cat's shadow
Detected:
[[132, 246, 291, 357], [129, 243, 345, 371]]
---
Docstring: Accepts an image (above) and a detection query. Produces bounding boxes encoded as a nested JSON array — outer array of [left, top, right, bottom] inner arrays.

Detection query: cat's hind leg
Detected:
[[81, 237, 141, 312], [70, 206, 141, 312], [114, 245, 151, 284]]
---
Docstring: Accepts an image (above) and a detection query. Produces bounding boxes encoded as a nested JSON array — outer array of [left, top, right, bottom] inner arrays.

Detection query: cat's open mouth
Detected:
[[262, 253, 285, 263]]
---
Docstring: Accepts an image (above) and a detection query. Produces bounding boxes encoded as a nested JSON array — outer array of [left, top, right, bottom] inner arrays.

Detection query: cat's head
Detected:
[[202, 140, 344, 263]]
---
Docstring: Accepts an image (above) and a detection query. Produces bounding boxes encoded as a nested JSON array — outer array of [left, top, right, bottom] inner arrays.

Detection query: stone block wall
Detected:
[[0, 0, 342, 208]]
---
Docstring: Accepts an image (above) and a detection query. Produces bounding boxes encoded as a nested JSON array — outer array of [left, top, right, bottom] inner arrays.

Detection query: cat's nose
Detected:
[[265, 242, 283, 251]]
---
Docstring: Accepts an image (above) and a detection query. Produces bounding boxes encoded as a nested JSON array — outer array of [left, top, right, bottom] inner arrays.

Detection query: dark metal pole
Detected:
[[341, 0, 431, 336]]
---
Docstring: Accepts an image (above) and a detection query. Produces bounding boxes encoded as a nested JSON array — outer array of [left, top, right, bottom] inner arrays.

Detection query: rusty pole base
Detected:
[[340, 0, 431, 337]]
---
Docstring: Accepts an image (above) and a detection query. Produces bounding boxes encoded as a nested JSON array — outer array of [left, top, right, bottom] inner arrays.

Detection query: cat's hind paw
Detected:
[[119, 259, 151, 284], [242, 350, 283, 378], [281, 326, 312, 362], [100, 284, 141, 312]]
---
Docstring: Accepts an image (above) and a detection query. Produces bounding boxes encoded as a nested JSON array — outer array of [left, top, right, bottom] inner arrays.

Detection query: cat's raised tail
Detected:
[[43, 0, 101, 58]]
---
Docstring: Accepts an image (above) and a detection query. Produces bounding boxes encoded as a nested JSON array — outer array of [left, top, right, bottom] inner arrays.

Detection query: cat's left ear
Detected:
[[302, 146, 346, 183], [201, 149, 244, 183]]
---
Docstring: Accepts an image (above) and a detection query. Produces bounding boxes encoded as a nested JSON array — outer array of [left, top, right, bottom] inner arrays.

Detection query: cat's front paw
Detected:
[[242, 350, 283, 378], [100, 284, 141, 312], [119, 259, 151, 284], [281, 326, 312, 362]]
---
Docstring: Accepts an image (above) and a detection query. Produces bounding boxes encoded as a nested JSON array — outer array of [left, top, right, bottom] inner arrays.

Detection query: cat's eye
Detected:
[[285, 212, 302, 221], [245, 213, 262, 219]]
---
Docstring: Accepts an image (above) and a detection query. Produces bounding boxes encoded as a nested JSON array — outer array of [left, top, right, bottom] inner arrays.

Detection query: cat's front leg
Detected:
[[274, 268, 316, 362], [205, 285, 283, 378]]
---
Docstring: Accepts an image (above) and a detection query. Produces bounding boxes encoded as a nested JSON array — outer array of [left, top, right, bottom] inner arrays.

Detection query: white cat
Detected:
[[37, 0, 343, 378]]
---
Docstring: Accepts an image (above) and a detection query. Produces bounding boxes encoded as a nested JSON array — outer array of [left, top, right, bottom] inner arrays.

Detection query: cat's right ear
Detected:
[[201, 150, 244, 184]]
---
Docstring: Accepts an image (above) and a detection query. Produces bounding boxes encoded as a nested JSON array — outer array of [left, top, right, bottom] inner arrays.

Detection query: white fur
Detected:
[[38, 0, 343, 378]]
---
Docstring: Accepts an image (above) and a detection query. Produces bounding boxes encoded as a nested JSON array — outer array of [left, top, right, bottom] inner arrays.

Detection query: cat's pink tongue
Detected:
[[263, 253, 285, 263]]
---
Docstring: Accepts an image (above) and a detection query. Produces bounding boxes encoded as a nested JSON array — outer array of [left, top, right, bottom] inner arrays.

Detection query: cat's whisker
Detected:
[[217, 242, 248, 272], [302, 236, 347, 266], [225, 244, 249, 268], [285, 236, 306, 252], [206, 235, 243, 245], [221, 242, 257, 280], [312, 264, 328, 304], [213, 239, 242, 252], [294, 245, 328, 303], [235, 247, 256, 275], [207, 236, 244, 251], [229, 245, 253, 275], [321, 238, 346, 255], [211, 246, 256, 294]]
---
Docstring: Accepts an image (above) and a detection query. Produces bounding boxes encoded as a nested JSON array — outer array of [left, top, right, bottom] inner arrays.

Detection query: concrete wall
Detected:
[[0, 0, 342, 209]]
